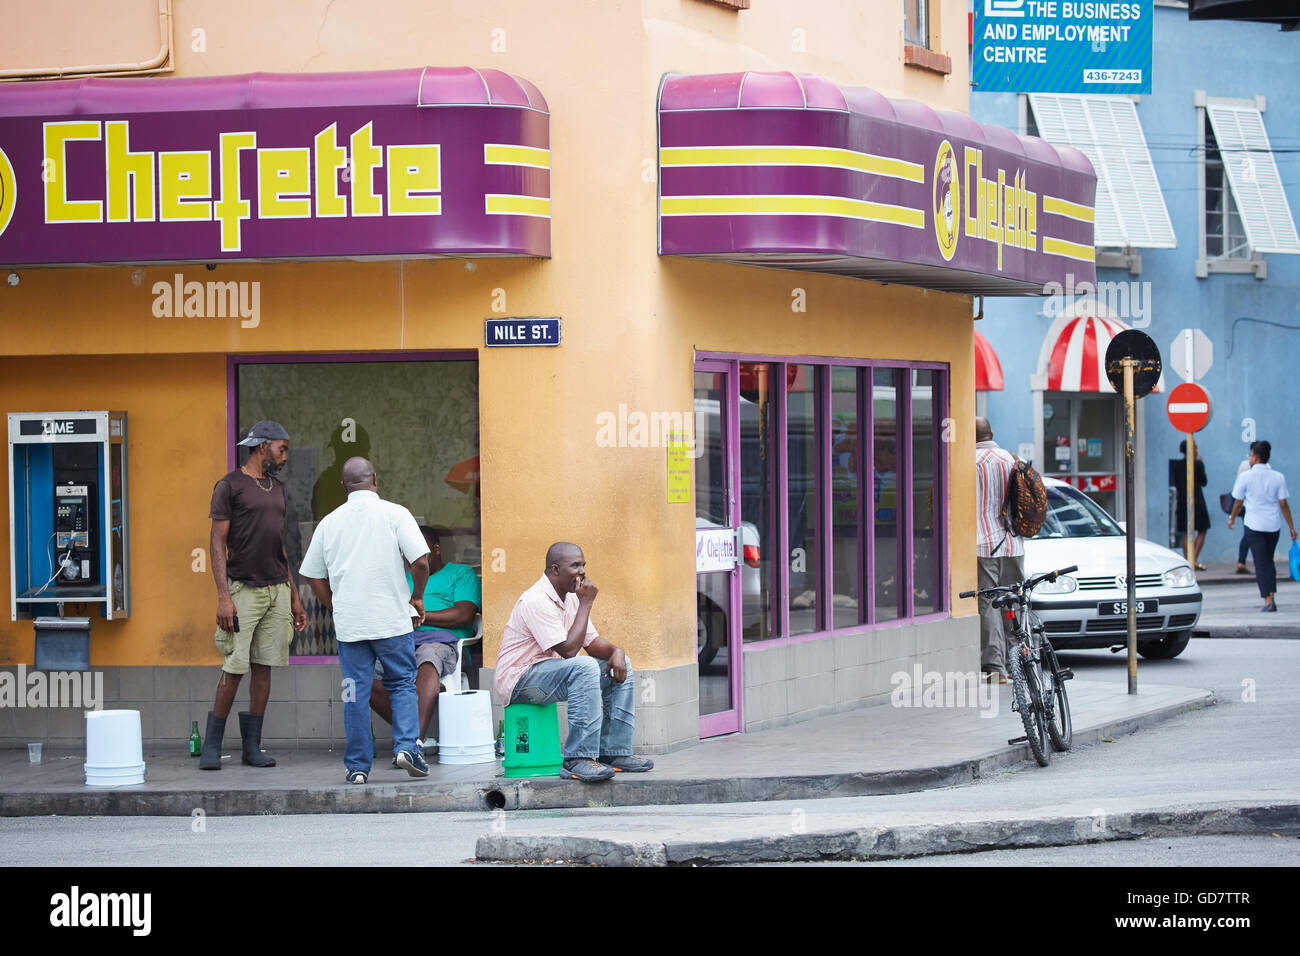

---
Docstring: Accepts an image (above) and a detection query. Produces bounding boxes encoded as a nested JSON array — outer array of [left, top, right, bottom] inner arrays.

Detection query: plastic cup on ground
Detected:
[[28, 743, 42, 764]]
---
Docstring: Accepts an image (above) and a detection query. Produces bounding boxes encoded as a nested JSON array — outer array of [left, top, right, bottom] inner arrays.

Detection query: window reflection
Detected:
[[911, 369, 937, 615], [873, 368, 900, 622], [831, 367, 861, 627], [740, 363, 780, 641], [787, 365, 820, 635]]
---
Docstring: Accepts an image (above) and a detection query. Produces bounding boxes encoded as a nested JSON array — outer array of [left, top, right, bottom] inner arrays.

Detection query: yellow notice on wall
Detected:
[[666, 431, 691, 504]]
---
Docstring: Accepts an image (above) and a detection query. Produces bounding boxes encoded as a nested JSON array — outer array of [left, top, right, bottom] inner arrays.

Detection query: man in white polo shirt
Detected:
[[300, 457, 431, 783], [1229, 440, 1297, 612]]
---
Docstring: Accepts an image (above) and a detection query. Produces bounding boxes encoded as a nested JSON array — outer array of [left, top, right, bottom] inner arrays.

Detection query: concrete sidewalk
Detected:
[[0, 677, 1212, 817], [1194, 572, 1300, 639]]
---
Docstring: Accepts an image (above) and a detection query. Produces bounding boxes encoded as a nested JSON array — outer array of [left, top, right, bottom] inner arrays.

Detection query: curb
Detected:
[[0, 691, 1215, 817], [474, 801, 1300, 866], [1194, 627, 1300, 640]]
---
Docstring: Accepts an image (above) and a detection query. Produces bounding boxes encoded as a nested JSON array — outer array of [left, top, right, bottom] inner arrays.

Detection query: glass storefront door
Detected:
[[695, 362, 742, 736]]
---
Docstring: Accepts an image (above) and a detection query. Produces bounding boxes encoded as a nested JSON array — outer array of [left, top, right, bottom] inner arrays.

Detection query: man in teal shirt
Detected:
[[371, 526, 481, 747]]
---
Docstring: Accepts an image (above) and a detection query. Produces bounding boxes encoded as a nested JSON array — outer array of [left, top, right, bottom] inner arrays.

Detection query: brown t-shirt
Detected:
[[209, 470, 289, 587]]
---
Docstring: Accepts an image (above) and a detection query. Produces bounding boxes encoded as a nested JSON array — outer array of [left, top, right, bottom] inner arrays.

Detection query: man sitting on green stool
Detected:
[[371, 526, 481, 750], [494, 542, 654, 783]]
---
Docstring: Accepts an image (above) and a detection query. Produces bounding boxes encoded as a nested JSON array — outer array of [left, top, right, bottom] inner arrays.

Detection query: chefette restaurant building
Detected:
[[0, 0, 1095, 753]]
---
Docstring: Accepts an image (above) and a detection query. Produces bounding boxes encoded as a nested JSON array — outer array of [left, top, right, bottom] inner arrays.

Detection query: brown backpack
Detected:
[[996, 457, 1048, 553]]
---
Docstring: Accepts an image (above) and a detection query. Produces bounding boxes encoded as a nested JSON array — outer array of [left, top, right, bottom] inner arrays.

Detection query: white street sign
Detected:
[[1169, 328, 1213, 382]]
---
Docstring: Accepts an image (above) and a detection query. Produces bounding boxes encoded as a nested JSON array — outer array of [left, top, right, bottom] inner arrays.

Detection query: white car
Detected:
[[1024, 478, 1201, 659]]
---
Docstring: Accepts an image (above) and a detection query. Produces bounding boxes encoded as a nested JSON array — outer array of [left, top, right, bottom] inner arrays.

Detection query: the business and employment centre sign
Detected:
[[974, 1, 1153, 95]]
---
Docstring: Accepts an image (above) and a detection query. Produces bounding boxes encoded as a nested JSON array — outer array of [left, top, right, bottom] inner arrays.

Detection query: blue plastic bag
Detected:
[[1290, 540, 1300, 582]]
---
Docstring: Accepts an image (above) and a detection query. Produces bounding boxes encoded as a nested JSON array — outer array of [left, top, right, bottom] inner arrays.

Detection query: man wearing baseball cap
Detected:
[[198, 420, 308, 770]]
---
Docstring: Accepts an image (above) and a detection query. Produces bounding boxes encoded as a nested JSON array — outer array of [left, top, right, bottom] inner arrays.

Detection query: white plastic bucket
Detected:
[[437, 690, 495, 765], [84, 709, 146, 786]]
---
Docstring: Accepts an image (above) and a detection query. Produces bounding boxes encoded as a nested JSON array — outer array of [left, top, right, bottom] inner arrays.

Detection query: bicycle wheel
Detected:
[[1009, 642, 1050, 767], [1042, 641, 1072, 752]]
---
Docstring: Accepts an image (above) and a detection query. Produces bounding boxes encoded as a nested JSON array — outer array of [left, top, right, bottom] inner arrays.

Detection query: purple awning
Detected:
[[659, 72, 1097, 296], [0, 67, 550, 266]]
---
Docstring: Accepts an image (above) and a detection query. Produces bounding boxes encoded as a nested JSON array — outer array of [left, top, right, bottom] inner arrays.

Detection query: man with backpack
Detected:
[[975, 417, 1025, 681]]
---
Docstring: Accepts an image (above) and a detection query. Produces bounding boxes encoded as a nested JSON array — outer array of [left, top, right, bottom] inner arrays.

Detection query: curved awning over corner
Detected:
[[974, 330, 1004, 391], [1037, 305, 1164, 393], [0, 67, 550, 266], [658, 71, 1097, 296]]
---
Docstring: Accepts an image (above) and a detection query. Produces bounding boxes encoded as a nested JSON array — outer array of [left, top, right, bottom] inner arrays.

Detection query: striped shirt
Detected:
[[976, 441, 1024, 557]]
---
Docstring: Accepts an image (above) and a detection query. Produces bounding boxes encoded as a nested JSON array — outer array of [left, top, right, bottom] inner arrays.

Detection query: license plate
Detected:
[[1098, 599, 1158, 615]]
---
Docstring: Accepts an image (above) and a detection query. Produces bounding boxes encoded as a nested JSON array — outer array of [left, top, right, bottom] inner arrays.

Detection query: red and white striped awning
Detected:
[[1037, 310, 1164, 393], [974, 330, 1004, 391]]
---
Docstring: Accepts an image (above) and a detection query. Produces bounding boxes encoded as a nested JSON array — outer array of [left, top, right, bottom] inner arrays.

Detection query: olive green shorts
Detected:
[[214, 579, 293, 674]]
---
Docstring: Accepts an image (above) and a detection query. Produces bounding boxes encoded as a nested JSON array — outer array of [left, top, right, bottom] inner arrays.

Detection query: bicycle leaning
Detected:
[[959, 565, 1078, 767]]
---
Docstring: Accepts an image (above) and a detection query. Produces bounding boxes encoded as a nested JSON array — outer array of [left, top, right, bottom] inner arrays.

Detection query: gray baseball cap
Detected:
[[237, 420, 291, 446]]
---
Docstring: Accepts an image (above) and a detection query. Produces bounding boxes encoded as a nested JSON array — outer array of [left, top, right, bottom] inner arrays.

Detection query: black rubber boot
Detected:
[[239, 712, 276, 767], [198, 712, 225, 771]]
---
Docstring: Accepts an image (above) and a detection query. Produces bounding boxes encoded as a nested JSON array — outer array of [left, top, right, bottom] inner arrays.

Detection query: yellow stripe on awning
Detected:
[[660, 145, 924, 183], [1041, 236, 1096, 262], [483, 145, 551, 168], [484, 194, 551, 217], [660, 194, 924, 228], [1042, 196, 1095, 223]]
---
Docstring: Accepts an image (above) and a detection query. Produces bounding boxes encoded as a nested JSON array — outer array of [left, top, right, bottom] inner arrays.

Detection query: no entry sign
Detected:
[[1166, 382, 1212, 433]]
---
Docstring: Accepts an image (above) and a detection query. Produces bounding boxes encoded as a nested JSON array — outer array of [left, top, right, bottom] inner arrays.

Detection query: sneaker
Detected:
[[346, 769, 368, 784], [395, 750, 430, 777], [560, 758, 615, 782], [599, 754, 654, 773]]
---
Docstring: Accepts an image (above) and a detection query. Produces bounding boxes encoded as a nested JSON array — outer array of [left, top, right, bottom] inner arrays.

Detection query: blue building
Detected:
[[972, 1, 1300, 561]]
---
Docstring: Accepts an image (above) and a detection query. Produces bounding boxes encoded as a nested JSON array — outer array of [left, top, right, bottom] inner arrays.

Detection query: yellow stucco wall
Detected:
[[0, 1, 977, 670]]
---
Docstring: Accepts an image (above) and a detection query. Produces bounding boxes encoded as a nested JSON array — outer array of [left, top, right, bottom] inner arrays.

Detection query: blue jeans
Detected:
[[338, 632, 419, 773], [510, 656, 635, 760]]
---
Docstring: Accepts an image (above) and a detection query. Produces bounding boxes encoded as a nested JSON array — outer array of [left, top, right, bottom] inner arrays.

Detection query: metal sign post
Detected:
[[1105, 330, 1162, 696], [1186, 433, 1196, 567], [1122, 359, 1138, 696]]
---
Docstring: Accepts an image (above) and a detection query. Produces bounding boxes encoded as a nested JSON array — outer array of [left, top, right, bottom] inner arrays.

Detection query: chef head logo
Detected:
[[933, 139, 959, 262], [0, 147, 16, 240]]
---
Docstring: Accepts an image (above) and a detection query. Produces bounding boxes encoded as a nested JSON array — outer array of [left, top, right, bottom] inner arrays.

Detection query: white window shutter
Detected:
[[1029, 94, 1176, 250], [1206, 103, 1300, 255]]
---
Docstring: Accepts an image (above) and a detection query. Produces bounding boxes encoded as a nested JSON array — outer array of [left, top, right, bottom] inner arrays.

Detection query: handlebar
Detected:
[[958, 565, 1079, 601]]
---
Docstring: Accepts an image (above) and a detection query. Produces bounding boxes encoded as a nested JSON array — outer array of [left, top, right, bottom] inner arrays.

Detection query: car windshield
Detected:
[[1034, 486, 1124, 538]]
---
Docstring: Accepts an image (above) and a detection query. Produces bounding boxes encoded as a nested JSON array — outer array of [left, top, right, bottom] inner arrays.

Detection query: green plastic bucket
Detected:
[[502, 702, 563, 778]]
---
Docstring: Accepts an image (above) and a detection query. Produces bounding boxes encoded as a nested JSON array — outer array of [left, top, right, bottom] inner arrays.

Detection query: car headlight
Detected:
[[1035, 575, 1077, 594], [1164, 565, 1196, 588]]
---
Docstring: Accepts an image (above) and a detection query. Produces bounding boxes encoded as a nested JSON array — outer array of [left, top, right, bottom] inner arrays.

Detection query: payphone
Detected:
[[54, 482, 97, 586], [8, 411, 129, 621]]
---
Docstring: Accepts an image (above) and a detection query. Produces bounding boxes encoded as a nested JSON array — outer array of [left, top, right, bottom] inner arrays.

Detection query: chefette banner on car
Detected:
[[0, 67, 550, 266], [658, 71, 1097, 296]]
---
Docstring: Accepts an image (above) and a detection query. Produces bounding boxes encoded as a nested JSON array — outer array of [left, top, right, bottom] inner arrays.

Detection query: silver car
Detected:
[[1024, 478, 1201, 659]]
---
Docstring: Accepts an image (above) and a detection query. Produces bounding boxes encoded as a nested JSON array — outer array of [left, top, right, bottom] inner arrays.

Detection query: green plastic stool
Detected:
[[502, 702, 563, 778]]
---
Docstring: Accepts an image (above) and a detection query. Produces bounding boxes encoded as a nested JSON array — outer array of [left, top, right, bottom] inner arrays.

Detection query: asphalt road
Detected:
[[2, 633, 1296, 867]]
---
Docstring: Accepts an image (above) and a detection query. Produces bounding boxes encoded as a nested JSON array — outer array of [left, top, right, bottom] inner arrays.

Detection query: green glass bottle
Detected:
[[189, 720, 202, 757]]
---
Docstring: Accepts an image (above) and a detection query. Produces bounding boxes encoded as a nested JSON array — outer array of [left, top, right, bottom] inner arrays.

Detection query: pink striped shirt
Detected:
[[976, 441, 1024, 557]]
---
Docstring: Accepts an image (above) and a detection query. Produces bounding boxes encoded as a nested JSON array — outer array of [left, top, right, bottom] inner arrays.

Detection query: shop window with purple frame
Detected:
[[786, 364, 821, 635], [910, 368, 943, 615]]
